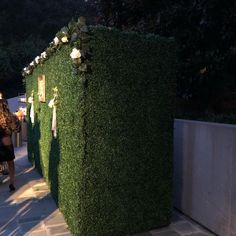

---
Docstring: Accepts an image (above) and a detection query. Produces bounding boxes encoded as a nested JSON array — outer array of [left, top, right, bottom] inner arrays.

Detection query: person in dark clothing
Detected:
[[0, 92, 8, 175], [0, 99, 21, 191]]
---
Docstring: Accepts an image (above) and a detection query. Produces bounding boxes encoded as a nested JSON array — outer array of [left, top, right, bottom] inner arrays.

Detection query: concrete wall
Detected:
[[174, 119, 236, 236]]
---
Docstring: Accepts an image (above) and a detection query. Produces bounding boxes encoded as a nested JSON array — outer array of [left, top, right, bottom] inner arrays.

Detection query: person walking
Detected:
[[0, 98, 21, 191]]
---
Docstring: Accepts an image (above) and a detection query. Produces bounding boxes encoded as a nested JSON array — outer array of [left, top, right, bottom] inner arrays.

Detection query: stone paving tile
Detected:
[[19, 203, 57, 223], [34, 191, 50, 199], [0, 227, 22, 236], [134, 232, 152, 236], [44, 211, 67, 226], [20, 221, 44, 233], [0, 180, 10, 191], [0, 220, 21, 236], [171, 210, 186, 223], [0, 204, 24, 224], [25, 230, 48, 236], [0, 176, 8, 186], [200, 229, 216, 236], [186, 224, 214, 235], [15, 186, 36, 199], [52, 233, 73, 236], [0, 191, 13, 206], [18, 216, 43, 224], [179, 218, 215, 235], [32, 182, 49, 192], [15, 169, 43, 185], [151, 230, 181, 236], [184, 233, 215, 236], [47, 223, 71, 235], [150, 227, 179, 236], [170, 221, 200, 235], [12, 197, 38, 204]]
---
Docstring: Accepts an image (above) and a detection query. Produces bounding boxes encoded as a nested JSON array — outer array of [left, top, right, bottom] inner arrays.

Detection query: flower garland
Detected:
[[22, 16, 92, 82]]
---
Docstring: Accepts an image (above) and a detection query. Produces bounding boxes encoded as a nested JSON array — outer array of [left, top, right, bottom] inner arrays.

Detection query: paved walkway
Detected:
[[0, 144, 216, 236], [0, 143, 72, 236]]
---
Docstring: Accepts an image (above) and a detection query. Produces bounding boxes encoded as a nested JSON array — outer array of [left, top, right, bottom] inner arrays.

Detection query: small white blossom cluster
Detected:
[[41, 52, 47, 58], [53, 37, 60, 45], [23, 67, 31, 75], [61, 36, 68, 43], [70, 48, 81, 59], [35, 56, 40, 64], [53, 35, 69, 45], [28, 96, 33, 103]]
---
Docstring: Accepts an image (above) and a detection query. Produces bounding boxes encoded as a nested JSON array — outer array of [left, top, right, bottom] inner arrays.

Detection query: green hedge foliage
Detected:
[[26, 26, 177, 236]]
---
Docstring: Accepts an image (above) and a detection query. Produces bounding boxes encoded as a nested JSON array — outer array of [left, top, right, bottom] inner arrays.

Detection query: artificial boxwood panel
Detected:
[[26, 26, 177, 236], [26, 45, 84, 234]]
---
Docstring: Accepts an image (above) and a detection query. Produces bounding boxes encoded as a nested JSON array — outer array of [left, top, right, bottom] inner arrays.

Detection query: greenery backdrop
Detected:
[[26, 26, 177, 235]]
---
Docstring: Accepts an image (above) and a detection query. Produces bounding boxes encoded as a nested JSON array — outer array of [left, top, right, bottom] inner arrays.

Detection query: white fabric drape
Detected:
[[48, 98, 57, 138], [28, 97, 34, 124], [52, 104, 57, 138]]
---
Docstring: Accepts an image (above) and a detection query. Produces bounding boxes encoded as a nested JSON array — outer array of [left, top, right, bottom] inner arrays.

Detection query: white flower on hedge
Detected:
[[28, 97, 33, 103], [30, 61, 34, 66], [24, 68, 30, 74], [48, 98, 55, 108], [70, 48, 81, 59], [53, 37, 60, 45], [23, 67, 30, 74], [61, 36, 68, 43], [41, 51, 47, 58], [35, 56, 40, 64]]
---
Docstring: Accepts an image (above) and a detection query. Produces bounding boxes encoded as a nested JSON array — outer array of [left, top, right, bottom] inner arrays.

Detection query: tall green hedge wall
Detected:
[[26, 26, 177, 236]]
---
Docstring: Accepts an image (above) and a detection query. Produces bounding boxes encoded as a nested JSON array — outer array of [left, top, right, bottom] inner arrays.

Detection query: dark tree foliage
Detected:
[[0, 0, 95, 97], [92, 0, 236, 113], [1, 0, 235, 113]]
